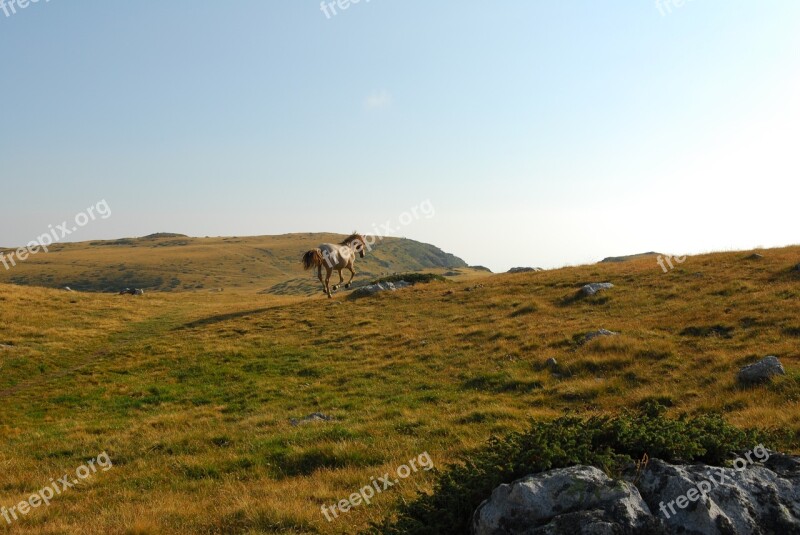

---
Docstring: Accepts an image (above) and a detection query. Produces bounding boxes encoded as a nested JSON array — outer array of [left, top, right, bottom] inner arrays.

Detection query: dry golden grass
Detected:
[[0, 245, 798, 533]]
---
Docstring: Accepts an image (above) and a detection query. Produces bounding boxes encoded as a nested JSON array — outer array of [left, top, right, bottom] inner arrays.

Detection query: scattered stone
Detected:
[[118, 288, 145, 296], [578, 282, 614, 298], [746, 253, 764, 260], [290, 412, 334, 426], [0, 344, 12, 350], [350, 281, 410, 298], [64, 286, 73, 292], [465, 284, 485, 292], [584, 329, 618, 343], [545, 357, 558, 371], [472, 466, 659, 534], [737, 356, 785, 385]]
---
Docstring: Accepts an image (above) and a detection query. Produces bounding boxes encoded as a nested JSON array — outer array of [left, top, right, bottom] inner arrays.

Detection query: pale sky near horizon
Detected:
[[1, 1, 799, 272]]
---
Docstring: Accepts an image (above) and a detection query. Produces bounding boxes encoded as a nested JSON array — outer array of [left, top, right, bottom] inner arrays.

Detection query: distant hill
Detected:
[[600, 251, 662, 263], [0, 233, 468, 295]]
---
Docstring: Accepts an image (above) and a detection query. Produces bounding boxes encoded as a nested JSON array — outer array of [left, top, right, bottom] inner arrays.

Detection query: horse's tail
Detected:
[[302, 249, 324, 271]]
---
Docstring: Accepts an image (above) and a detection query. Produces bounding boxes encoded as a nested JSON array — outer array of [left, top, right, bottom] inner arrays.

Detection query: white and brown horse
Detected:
[[302, 233, 367, 298]]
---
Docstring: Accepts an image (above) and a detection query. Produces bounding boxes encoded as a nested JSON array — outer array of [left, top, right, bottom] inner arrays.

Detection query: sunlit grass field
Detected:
[[1, 246, 799, 533]]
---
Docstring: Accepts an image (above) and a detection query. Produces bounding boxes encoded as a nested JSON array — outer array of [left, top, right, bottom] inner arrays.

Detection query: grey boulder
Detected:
[[738, 356, 786, 385], [579, 283, 614, 298], [473, 466, 661, 534], [473, 455, 800, 535], [584, 329, 618, 344], [635, 455, 800, 535], [351, 281, 410, 298]]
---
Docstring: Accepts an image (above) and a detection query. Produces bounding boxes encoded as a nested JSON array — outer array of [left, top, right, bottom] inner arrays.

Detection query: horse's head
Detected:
[[342, 232, 367, 258]]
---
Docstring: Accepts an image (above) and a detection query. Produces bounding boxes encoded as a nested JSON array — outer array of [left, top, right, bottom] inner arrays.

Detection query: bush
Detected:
[[368, 404, 763, 535]]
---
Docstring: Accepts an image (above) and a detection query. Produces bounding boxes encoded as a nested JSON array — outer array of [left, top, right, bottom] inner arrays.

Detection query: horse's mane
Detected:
[[340, 232, 365, 246]]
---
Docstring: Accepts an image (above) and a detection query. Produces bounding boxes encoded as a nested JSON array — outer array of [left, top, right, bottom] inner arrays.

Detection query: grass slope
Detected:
[[0, 246, 798, 533], [0, 233, 468, 295]]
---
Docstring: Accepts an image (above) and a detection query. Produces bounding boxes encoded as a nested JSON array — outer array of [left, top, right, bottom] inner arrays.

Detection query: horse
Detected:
[[302, 233, 367, 298]]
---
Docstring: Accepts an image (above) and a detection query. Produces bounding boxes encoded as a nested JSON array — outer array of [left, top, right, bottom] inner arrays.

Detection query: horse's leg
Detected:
[[345, 263, 356, 288], [333, 269, 345, 291], [324, 268, 333, 298], [318, 265, 325, 293]]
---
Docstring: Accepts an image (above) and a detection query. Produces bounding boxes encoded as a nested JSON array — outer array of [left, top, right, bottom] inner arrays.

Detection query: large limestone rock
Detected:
[[635, 455, 800, 535], [472, 454, 800, 535], [472, 466, 661, 534]]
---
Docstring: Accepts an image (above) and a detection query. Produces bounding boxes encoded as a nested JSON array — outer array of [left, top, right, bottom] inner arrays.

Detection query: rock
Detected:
[[474, 454, 800, 535], [64, 286, 73, 292], [634, 455, 800, 535], [545, 357, 558, 371], [472, 466, 661, 534], [578, 283, 614, 298], [508, 267, 543, 274], [793, 264, 800, 272], [465, 284, 485, 292], [584, 329, 618, 343], [351, 281, 410, 298], [600, 252, 661, 263], [737, 356, 785, 385], [290, 412, 334, 426], [746, 253, 764, 260], [118, 288, 144, 296]]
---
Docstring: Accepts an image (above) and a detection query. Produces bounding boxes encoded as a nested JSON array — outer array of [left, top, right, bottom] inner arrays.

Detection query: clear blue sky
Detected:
[[2, 1, 798, 272]]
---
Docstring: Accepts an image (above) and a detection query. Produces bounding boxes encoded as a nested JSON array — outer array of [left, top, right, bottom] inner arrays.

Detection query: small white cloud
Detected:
[[364, 90, 392, 110]]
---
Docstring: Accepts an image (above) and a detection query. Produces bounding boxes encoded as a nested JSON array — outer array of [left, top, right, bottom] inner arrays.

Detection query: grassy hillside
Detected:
[[0, 233, 469, 295], [0, 246, 798, 534]]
